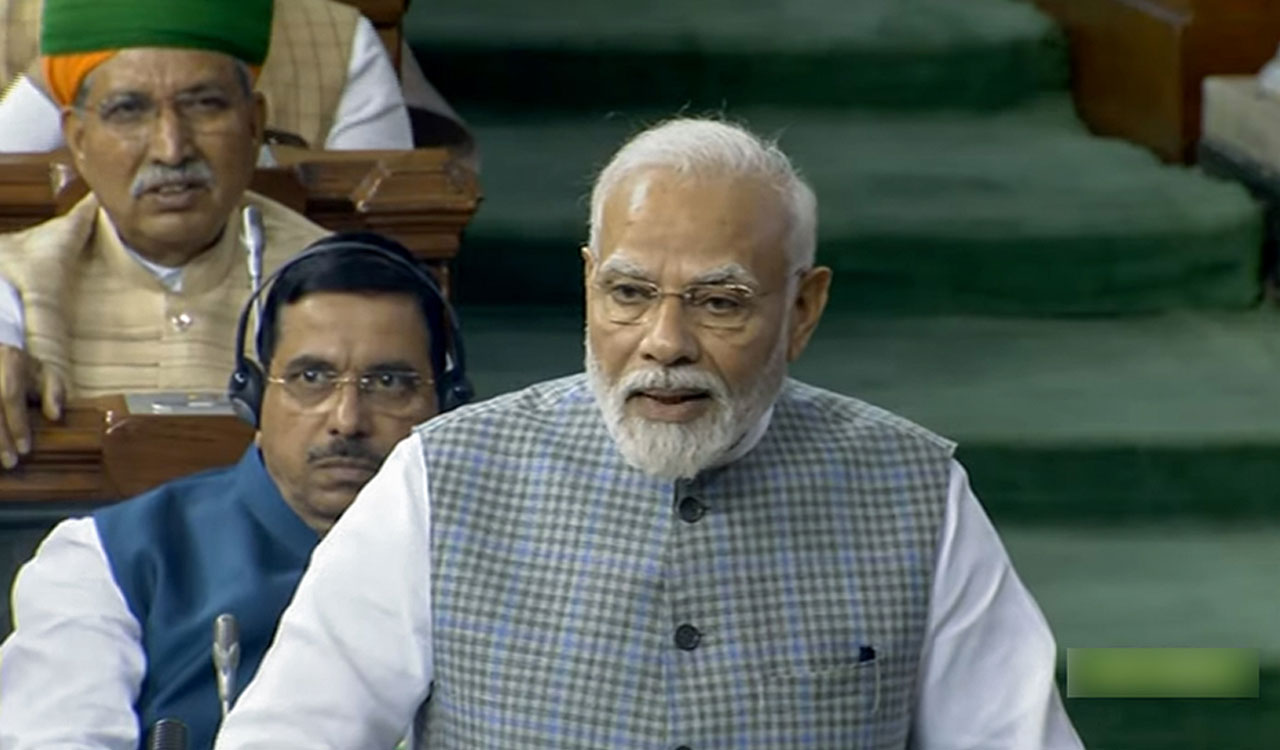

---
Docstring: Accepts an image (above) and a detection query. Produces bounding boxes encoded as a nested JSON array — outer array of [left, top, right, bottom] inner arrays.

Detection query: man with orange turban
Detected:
[[0, 0, 329, 471], [0, 0, 435, 152]]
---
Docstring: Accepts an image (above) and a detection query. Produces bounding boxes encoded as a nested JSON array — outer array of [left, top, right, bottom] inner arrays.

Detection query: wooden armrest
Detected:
[[0, 396, 253, 504]]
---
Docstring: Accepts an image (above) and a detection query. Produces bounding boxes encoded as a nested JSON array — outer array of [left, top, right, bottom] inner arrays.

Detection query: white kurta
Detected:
[[0, 16, 411, 152], [213, 428, 1083, 750], [0, 517, 144, 750]]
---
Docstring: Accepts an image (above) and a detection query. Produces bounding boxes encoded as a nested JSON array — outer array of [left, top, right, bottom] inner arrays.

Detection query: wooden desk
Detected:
[[0, 148, 480, 273], [0, 396, 253, 504], [1034, 0, 1280, 163]]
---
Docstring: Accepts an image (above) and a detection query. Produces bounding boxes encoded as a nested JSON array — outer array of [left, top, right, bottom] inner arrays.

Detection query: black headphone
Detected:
[[226, 234, 473, 428]]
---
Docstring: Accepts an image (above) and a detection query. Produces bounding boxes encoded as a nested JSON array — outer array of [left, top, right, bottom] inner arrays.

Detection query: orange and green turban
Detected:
[[39, 0, 273, 107]]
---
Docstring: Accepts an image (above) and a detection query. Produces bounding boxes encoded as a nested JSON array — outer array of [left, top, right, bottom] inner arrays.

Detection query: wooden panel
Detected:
[[0, 148, 480, 264], [1182, 1, 1280, 157], [1034, 0, 1280, 162], [0, 397, 253, 503], [1038, 0, 1187, 161], [336, 0, 408, 27]]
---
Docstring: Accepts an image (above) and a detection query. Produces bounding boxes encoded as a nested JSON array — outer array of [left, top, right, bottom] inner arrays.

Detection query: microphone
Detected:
[[212, 613, 241, 722], [241, 205, 265, 319], [145, 718, 188, 750]]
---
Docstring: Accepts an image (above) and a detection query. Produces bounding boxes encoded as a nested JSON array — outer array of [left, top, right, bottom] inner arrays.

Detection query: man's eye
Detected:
[[692, 291, 748, 315], [609, 283, 654, 305], [295, 369, 334, 387], [185, 95, 230, 113], [364, 373, 418, 394], [100, 100, 149, 121]]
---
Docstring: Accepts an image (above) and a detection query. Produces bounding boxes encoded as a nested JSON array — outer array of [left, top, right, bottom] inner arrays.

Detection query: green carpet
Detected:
[[1065, 671, 1280, 750], [1006, 524, 1280, 749], [451, 100, 1263, 314], [1005, 524, 1280, 663], [407, 0, 1066, 111]]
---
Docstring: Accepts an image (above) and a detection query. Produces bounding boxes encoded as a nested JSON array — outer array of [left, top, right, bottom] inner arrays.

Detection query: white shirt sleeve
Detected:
[[0, 277, 25, 349], [0, 76, 64, 153], [0, 517, 145, 750], [215, 432, 433, 749], [911, 461, 1083, 749], [323, 16, 413, 150]]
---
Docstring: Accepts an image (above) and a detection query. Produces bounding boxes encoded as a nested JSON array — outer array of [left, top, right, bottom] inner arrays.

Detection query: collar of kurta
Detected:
[[94, 198, 253, 296]]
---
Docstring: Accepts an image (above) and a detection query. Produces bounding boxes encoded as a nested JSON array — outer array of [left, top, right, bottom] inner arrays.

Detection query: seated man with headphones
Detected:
[[0, 232, 472, 750]]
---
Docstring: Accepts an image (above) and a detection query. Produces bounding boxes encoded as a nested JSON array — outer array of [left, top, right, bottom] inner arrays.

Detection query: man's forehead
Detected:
[[279, 291, 421, 325], [597, 168, 790, 278], [599, 253, 760, 286], [275, 292, 430, 352], [89, 47, 240, 95]]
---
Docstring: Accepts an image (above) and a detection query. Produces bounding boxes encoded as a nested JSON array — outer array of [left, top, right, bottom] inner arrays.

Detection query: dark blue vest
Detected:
[[94, 448, 318, 750]]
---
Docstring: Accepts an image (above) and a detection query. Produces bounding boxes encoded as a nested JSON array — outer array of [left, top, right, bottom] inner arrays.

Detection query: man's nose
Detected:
[[637, 295, 699, 367], [148, 105, 195, 165], [325, 382, 372, 437]]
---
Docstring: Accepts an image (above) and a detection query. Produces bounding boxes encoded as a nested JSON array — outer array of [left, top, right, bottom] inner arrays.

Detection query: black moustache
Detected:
[[306, 439, 383, 464]]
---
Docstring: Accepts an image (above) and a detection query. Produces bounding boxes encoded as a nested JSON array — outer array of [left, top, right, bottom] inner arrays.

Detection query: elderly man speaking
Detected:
[[0, 0, 326, 468], [217, 119, 1083, 749]]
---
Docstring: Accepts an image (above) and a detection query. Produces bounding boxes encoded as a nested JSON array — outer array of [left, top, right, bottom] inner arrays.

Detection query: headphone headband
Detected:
[[227, 235, 473, 427]]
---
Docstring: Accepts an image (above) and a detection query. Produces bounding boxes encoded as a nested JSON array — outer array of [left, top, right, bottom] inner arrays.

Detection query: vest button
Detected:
[[676, 495, 705, 523], [674, 623, 701, 651], [675, 746, 693, 750], [170, 312, 193, 332]]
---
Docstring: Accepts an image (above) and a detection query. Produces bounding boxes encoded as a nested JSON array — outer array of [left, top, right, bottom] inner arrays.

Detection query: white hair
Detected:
[[586, 329, 787, 480], [587, 118, 817, 274]]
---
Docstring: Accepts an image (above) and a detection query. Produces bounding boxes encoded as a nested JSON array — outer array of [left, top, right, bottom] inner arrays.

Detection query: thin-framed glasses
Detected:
[[594, 270, 806, 330], [88, 87, 247, 138], [266, 368, 432, 415]]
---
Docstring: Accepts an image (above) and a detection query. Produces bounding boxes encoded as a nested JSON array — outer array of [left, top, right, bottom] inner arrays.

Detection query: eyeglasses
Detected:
[[266, 368, 433, 415], [594, 276, 793, 331], [87, 88, 249, 138]]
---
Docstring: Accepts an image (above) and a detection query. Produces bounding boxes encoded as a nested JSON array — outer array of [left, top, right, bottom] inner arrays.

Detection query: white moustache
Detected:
[[130, 162, 215, 198], [618, 367, 727, 401]]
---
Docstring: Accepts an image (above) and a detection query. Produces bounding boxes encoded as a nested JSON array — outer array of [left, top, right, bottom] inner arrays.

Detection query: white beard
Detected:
[[585, 334, 788, 480]]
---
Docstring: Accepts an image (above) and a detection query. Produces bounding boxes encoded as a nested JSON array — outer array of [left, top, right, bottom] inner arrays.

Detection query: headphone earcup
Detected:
[[227, 360, 266, 428], [438, 372, 474, 413]]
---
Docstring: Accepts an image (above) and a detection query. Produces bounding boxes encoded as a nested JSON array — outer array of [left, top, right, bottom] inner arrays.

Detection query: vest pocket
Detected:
[[753, 661, 882, 747]]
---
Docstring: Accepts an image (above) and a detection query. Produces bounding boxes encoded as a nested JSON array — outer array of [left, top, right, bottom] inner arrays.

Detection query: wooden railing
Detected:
[[0, 148, 480, 281]]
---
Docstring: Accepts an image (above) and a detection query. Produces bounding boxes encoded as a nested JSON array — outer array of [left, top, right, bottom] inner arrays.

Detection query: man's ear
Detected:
[[581, 246, 595, 295], [786, 266, 832, 362], [250, 91, 268, 148], [61, 105, 88, 168]]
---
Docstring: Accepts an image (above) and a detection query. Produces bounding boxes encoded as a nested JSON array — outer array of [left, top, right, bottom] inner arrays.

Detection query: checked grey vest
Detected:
[[417, 374, 955, 749]]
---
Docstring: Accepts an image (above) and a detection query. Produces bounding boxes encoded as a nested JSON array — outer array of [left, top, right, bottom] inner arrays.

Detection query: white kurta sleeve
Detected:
[[0, 76, 63, 153], [910, 461, 1083, 749], [0, 277, 25, 349], [0, 517, 146, 750], [215, 432, 434, 749], [323, 16, 413, 150]]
